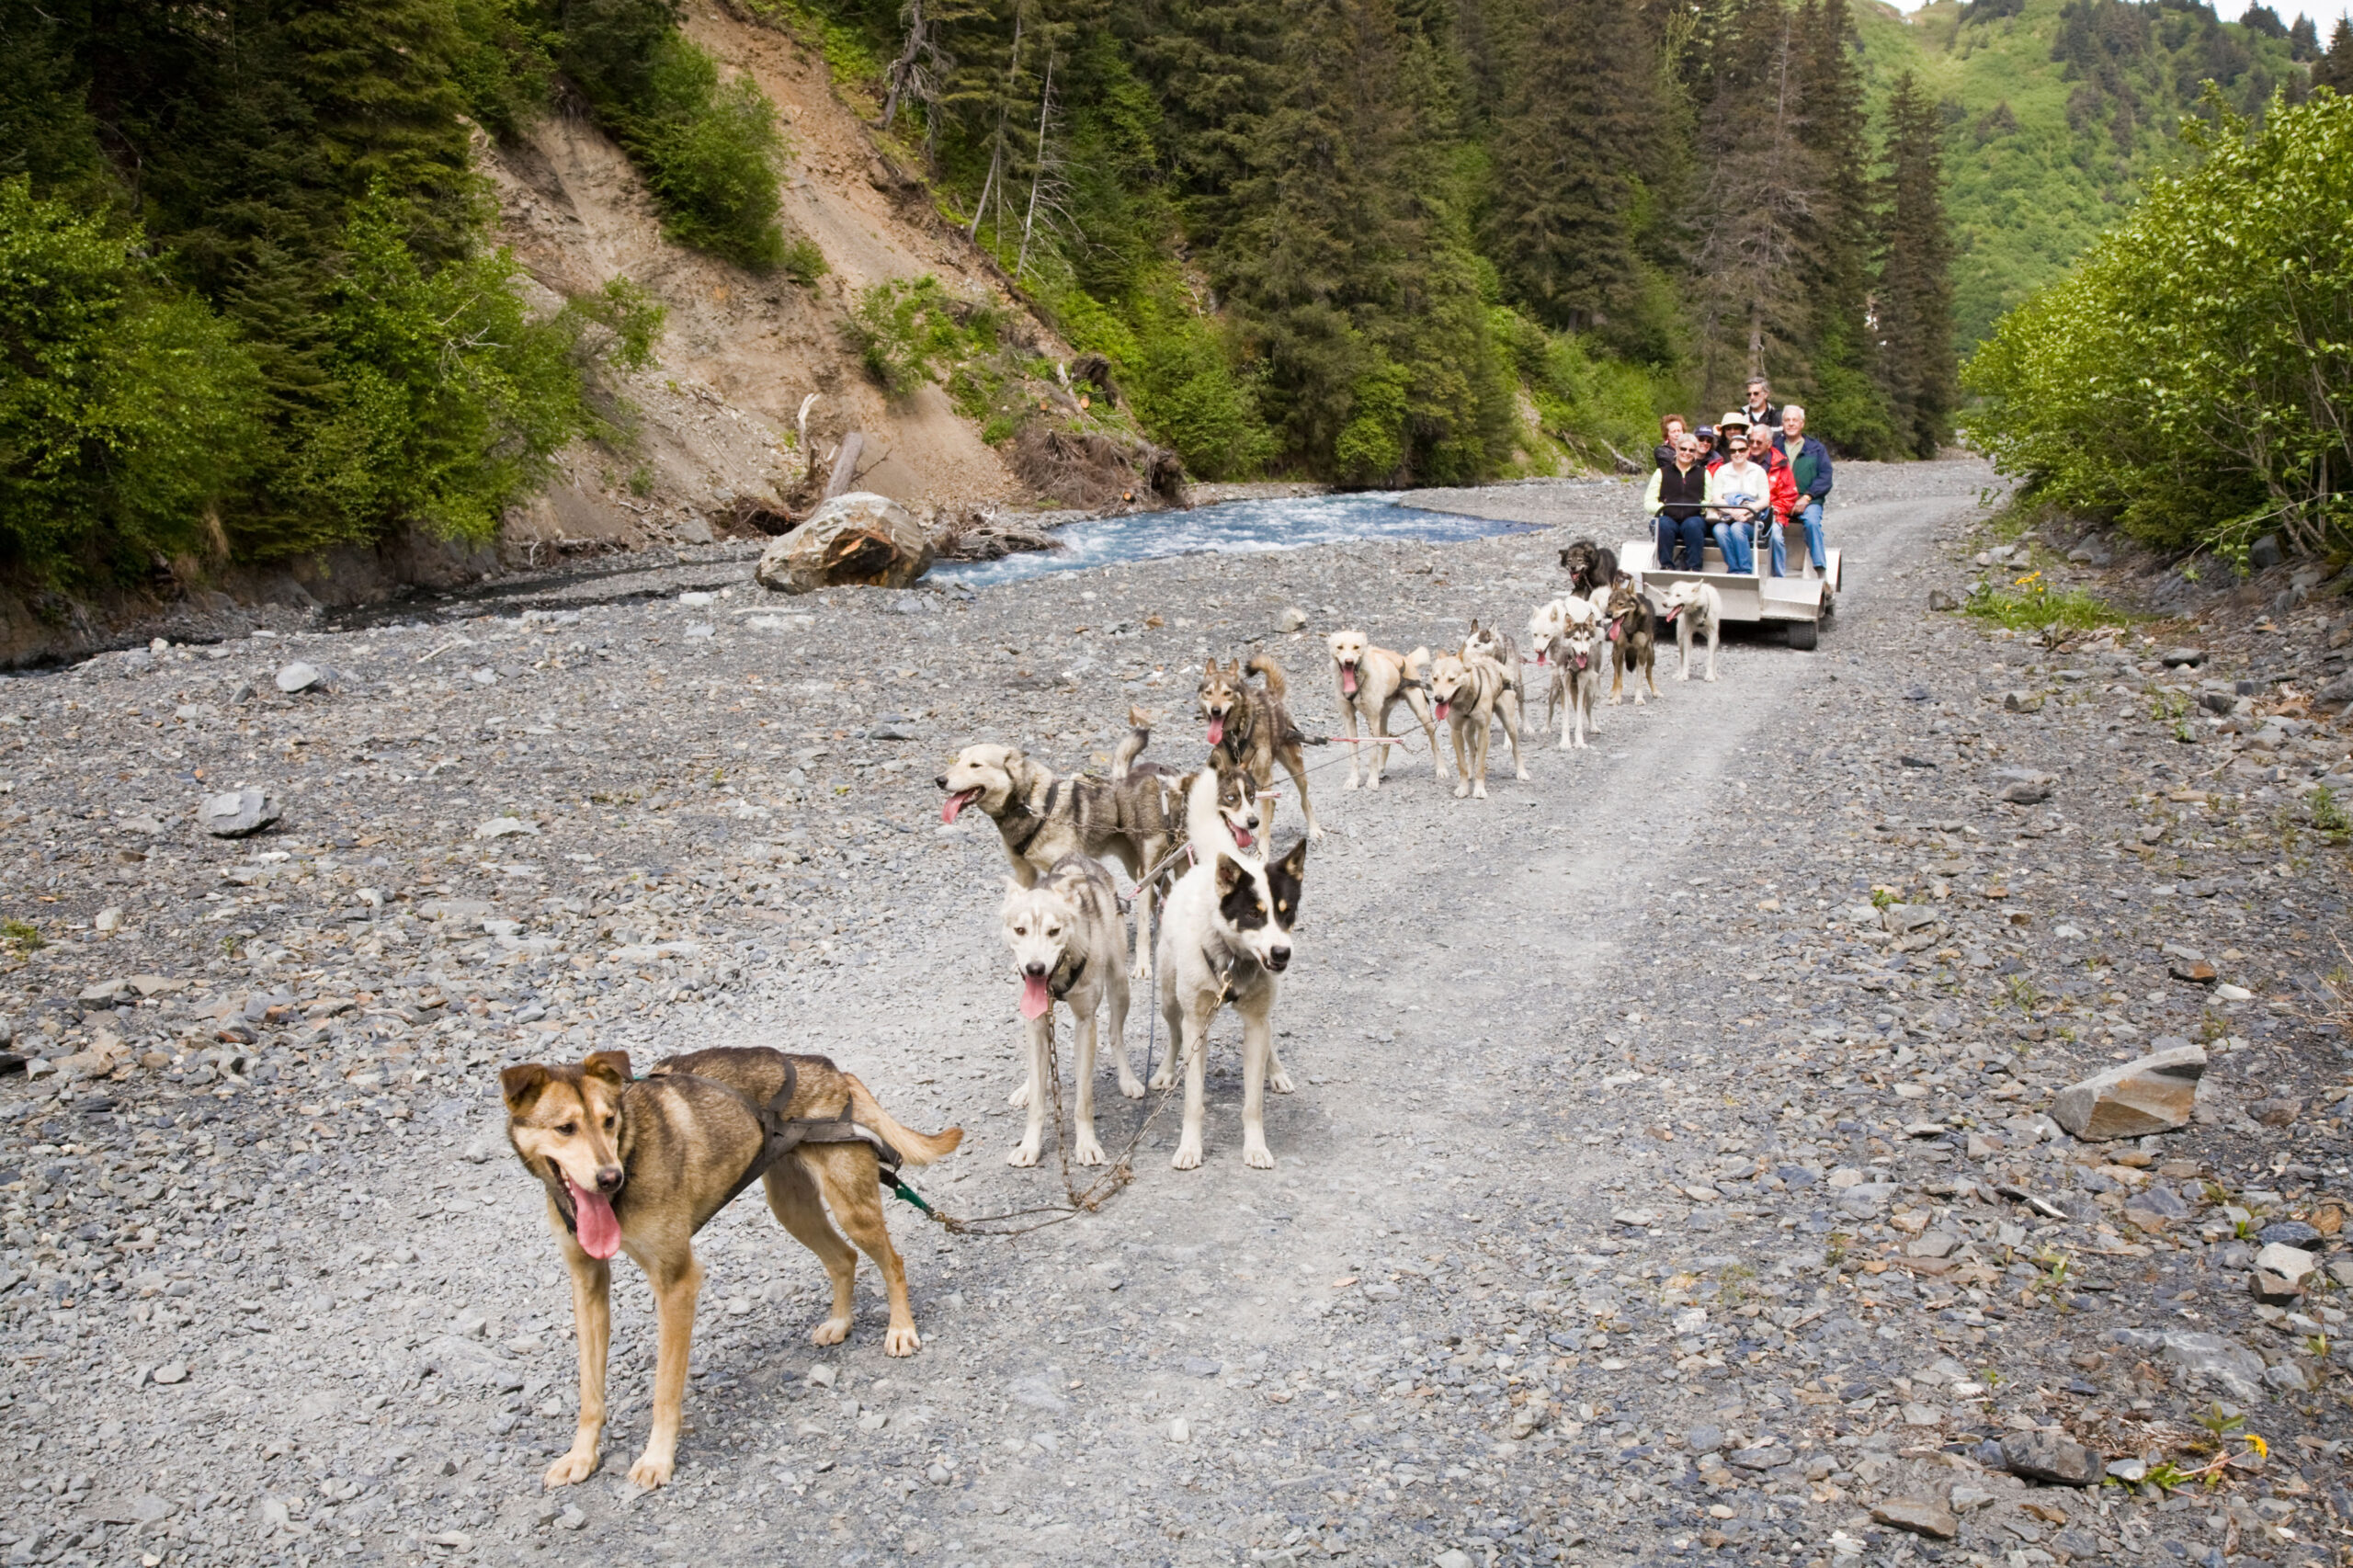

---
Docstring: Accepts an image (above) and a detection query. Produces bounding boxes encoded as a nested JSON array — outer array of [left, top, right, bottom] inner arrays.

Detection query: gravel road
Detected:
[[3, 459, 2349, 1568]]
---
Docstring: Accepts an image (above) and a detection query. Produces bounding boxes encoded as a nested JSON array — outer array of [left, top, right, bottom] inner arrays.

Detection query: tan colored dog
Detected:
[[504, 1048, 959, 1491], [1428, 646, 1529, 800], [1199, 654, 1321, 839], [1326, 630, 1445, 790], [1463, 619, 1529, 737]]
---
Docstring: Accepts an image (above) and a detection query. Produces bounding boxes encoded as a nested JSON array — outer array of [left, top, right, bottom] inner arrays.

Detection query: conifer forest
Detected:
[[0, 0, 2344, 583]]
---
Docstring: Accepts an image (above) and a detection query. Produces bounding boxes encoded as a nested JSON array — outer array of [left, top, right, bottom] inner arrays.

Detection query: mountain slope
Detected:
[[1850, 0, 2309, 348]]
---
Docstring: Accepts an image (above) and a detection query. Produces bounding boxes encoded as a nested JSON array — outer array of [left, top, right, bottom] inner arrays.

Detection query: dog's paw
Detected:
[[1307, 823, 1324, 840], [1148, 1065, 1176, 1091], [1704, 672, 1718, 683], [1342, 775, 1360, 791], [543, 1445, 600, 1488], [1006, 1140, 1041, 1168], [1119, 1074, 1147, 1100], [810, 1315, 851, 1347], [627, 1452, 674, 1489], [1472, 782, 1488, 800], [883, 1324, 922, 1357], [1171, 1142, 1203, 1171], [1515, 767, 1530, 780], [1006, 1081, 1031, 1108], [1243, 1140, 1276, 1170], [1073, 1133, 1108, 1166], [1365, 773, 1381, 790], [1268, 1064, 1296, 1094], [1453, 782, 1470, 799], [1675, 670, 1689, 681]]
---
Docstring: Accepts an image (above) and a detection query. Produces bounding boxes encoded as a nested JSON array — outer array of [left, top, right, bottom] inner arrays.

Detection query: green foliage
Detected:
[[451, 0, 556, 139], [847, 276, 999, 395], [1961, 568, 2130, 631], [1964, 88, 2353, 559], [0, 178, 263, 577], [1877, 70, 1959, 455], [780, 236, 830, 286], [285, 189, 665, 551]]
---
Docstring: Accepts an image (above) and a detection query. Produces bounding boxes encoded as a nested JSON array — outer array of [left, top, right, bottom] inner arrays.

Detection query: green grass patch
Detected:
[[1961, 570, 2131, 634], [847, 276, 1002, 396]]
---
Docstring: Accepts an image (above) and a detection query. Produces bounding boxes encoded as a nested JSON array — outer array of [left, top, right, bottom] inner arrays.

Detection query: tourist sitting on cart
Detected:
[[1654, 414, 1688, 471], [1643, 432, 1711, 572], [1772, 404, 1832, 577], [1741, 376, 1780, 432], [1703, 430, 1771, 574]]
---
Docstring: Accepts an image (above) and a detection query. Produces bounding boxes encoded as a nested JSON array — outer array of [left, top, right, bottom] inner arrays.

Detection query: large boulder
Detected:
[[755, 493, 933, 595], [2049, 1045, 2206, 1140]]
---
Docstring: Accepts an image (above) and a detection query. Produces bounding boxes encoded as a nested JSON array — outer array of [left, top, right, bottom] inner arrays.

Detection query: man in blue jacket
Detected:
[[1773, 404, 1832, 577]]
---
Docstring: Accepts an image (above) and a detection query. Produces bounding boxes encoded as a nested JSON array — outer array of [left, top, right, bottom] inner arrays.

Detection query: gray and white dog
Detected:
[[999, 855, 1135, 1168]]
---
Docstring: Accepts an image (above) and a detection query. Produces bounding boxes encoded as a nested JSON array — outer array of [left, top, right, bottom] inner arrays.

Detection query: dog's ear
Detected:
[[1276, 836, 1308, 880], [583, 1051, 633, 1087], [500, 1062, 551, 1112], [1214, 853, 1249, 897]]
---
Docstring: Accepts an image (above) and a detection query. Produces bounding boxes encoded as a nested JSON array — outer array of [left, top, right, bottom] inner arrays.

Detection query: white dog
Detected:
[[999, 856, 1135, 1167], [1153, 838, 1307, 1170], [1658, 579, 1722, 683]]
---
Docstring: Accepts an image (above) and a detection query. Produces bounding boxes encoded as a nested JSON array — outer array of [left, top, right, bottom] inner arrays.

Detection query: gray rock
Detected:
[[755, 493, 934, 595], [1949, 1484, 1997, 1512], [274, 661, 323, 694], [1279, 606, 1310, 632], [1998, 1430, 2102, 1486], [2247, 1268, 2302, 1306], [2316, 670, 2353, 710], [2261, 1362, 2312, 1393], [1998, 775, 2054, 804], [2253, 1243, 2315, 1282], [2048, 1046, 2206, 1140], [474, 816, 538, 840], [2159, 646, 2206, 667], [1727, 1444, 1790, 1471], [2003, 689, 2044, 713], [198, 789, 280, 838], [2248, 534, 2283, 571], [150, 1361, 188, 1386], [1928, 589, 1959, 611], [1685, 1425, 1723, 1455], [2258, 1220, 2320, 1247], [1870, 1497, 1959, 1540], [2155, 1331, 2267, 1401]]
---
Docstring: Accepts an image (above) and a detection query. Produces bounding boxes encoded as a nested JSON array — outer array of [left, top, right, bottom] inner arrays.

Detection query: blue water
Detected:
[[931, 491, 1539, 589]]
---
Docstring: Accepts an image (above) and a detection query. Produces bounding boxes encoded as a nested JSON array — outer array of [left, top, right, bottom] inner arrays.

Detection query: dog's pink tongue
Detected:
[[569, 1181, 621, 1260], [1339, 666, 1358, 695], [1233, 825, 1254, 849], [940, 789, 972, 824], [1206, 714, 1224, 746], [1019, 973, 1052, 1019]]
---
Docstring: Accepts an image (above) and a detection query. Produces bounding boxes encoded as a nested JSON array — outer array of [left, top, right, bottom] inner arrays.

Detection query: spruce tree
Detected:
[[1686, 0, 1823, 412], [1485, 0, 1656, 334], [2317, 17, 2353, 91], [1872, 69, 1957, 457], [1793, 0, 1896, 453], [2287, 12, 2319, 62]]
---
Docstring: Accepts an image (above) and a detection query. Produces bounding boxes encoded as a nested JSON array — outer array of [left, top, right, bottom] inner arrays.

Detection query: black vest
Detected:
[[1657, 462, 1706, 519]]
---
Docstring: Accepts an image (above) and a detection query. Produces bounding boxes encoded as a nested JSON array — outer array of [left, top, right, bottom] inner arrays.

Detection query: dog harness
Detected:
[[711, 1056, 923, 1213]]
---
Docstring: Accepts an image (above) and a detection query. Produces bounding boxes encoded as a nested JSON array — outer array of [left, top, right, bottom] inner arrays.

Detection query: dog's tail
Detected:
[[847, 1073, 963, 1167], [1111, 707, 1154, 782], [1245, 653, 1287, 699]]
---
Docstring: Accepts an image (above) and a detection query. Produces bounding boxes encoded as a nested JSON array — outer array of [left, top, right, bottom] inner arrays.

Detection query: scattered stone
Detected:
[[1927, 589, 1958, 610], [2258, 1220, 2321, 1246], [198, 789, 280, 838], [1949, 1485, 1996, 1512], [274, 662, 323, 694], [2048, 1046, 2207, 1140], [2159, 646, 2206, 667], [1870, 1498, 1959, 1540], [1279, 606, 1310, 632], [1998, 1430, 2103, 1486], [2248, 1096, 2301, 1127], [2168, 956, 2217, 983], [1168, 1418, 1190, 1444], [150, 1362, 188, 1386], [2002, 690, 2044, 713], [474, 816, 538, 840], [755, 493, 934, 594], [2247, 1269, 2303, 1306], [2247, 534, 2283, 571], [1996, 773, 2054, 804]]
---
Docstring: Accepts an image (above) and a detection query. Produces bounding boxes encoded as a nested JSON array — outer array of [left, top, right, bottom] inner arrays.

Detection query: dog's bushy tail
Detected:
[[1245, 653, 1287, 699], [1111, 709, 1154, 782], [847, 1073, 962, 1166]]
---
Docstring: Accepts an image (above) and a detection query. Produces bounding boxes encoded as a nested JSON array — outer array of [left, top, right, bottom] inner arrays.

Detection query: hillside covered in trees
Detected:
[[0, 0, 2340, 589]]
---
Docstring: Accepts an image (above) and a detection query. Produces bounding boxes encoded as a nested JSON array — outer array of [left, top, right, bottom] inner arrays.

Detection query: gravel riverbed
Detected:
[[2, 459, 2348, 1568]]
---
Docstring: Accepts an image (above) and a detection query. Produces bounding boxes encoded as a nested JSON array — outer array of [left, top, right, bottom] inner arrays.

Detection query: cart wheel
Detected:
[[1787, 619, 1819, 651]]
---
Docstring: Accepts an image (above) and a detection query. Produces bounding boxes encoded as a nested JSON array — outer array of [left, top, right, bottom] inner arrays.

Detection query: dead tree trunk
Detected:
[[824, 433, 867, 500], [1016, 50, 1056, 279]]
